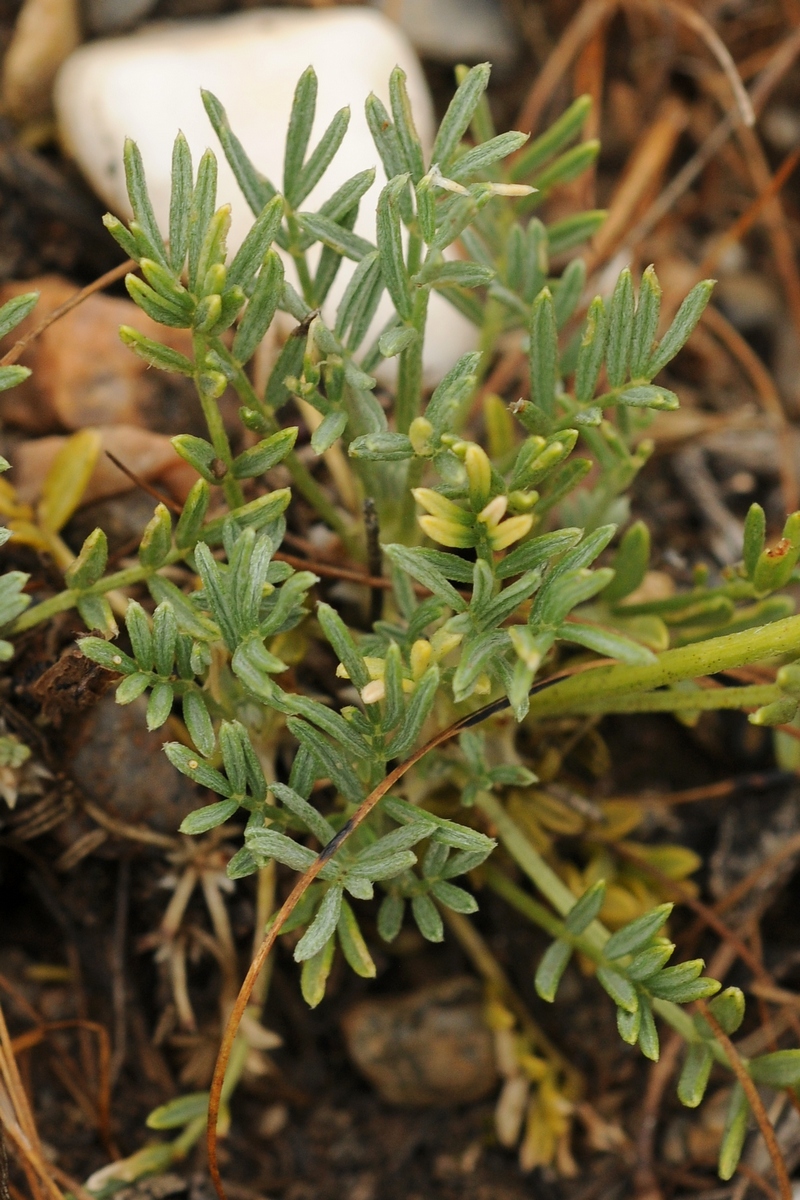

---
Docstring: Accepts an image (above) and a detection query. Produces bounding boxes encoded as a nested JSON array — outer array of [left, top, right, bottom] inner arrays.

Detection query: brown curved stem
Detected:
[[695, 1000, 791, 1200], [204, 663, 599, 1200]]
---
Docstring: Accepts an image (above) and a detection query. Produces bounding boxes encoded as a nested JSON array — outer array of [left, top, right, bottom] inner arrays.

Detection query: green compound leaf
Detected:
[[146, 681, 174, 731], [747, 1049, 800, 1088], [706, 987, 746, 1036], [718, 1082, 749, 1181], [617, 1005, 640, 1046], [0, 291, 37, 340], [122, 595, 152, 662], [743, 503, 766, 580], [564, 880, 606, 934], [529, 287, 557, 418], [630, 265, 662, 379], [637, 994, 659, 1061], [603, 903, 672, 959], [596, 965, 638, 1013], [616, 384, 678, 411], [678, 1043, 714, 1108], [183, 690, 215, 758], [146, 1092, 208, 1130], [300, 934, 336, 1008], [378, 894, 405, 942], [164, 742, 232, 796], [294, 886, 343, 962], [646, 279, 714, 378], [115, 672, 151, 705], [337, 899, 376, 979], [376, 175, 412, 321], [626, 942, 675, 982], [179, 798, 240, 836], [411, 893, 444, 942], [430, 880, 478, 915], [606, 268, 634, 389], [535, 938, 572, 1002]]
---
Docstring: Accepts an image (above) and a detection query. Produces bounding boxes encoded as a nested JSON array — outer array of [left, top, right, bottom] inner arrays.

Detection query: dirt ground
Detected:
[[4, 2, 800, 1199]]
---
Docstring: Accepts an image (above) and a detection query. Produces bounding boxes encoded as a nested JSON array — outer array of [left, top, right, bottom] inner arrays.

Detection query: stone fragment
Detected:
[[2, 0, 81, 122], [341, 976, 497, 1106], [69, 694, 196, 830], [54, 7, 478, 387], [0, 276, 199, 436], [11, 423, 197, 508], [714, 271, 781, 336], [64, 489, 166, 556], [371, 0, 517, 69]]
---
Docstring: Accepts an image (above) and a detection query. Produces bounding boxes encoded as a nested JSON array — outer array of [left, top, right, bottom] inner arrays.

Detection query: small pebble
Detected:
[[54, 7, 478, 387], [0, 275, 200, 436], [371, 0, 517, 69], [64, 488, 166, 556], [341, 976, 497, 1106], [762, 104, 800, 152], [2, 0, 81, 122], [257, 1103, 288, 1140], [714, 271, 780, 334], [70, 694, 196, 830], [11, 423, 196, 507]]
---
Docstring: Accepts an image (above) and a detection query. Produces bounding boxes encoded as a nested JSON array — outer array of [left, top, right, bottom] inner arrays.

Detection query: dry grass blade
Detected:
[[645, 0, 754, 127], [586, 95, 689, 270], [627, 24, 800, 250], [0, 1001, 62, 1200], [698, 147, 800, 278], [700, 305, 798, 512], [517, 0, 614, 133]]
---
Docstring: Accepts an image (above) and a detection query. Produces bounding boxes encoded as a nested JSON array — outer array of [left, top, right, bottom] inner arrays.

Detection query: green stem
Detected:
[[286, 214, 315, 304], [192, 333, 244, 510], [476, 790, 607, 953], [527, 615, 800, 722], [483, 856, 709, 1051], [395, 288, 429, 434], [561, 682, 779, 716], [213, 340, 356, 548], [10, 549, 187, 633]]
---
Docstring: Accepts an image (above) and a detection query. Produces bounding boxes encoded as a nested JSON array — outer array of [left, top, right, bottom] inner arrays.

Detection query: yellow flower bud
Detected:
[[474, 673, 492, 694], [409, 416, 434, 456], [508, 626, 542, 671], [508, 490, 539, 513], [478, 494, 508, 528], [484, 998, 516, 1032], [464, 443, 492, 509], [519, 1053, 549, 1082], [419, 515, 476, 548], [490, 182, 537, 197], [410, 639, 432, 680], [412, 487, 471, 524], [363, 657, 386, 680], [430, 628, 463, 659], [484, 393, 515, 460], [490, 514, 534, 551]]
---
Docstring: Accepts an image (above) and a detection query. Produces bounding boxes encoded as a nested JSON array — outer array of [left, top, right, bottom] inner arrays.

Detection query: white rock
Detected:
[[371, 0, 517, 70], [2, 0, 81, 122], [85, 0, 158, 37], [54, 7, 478, 387]]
